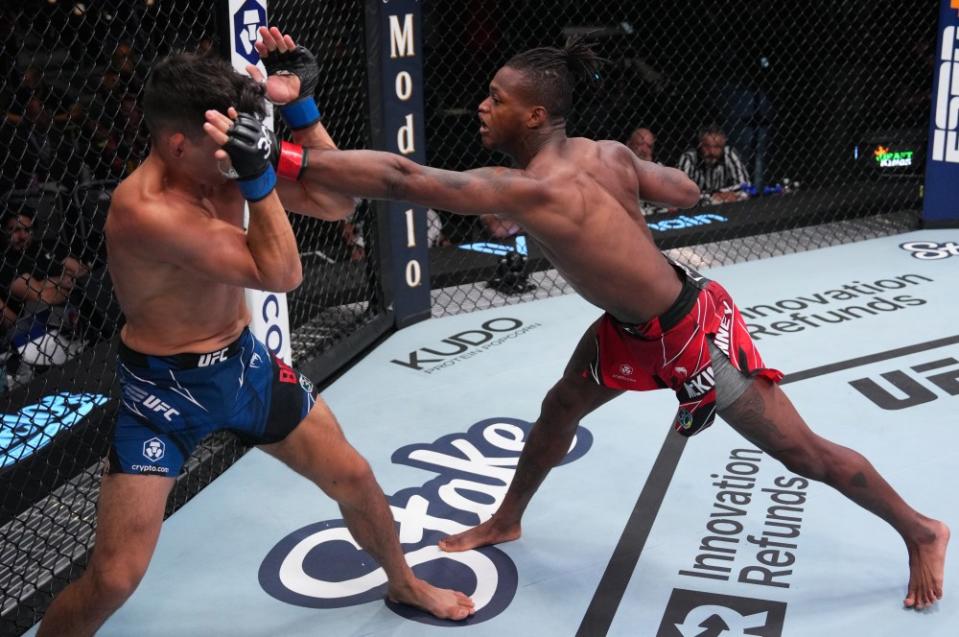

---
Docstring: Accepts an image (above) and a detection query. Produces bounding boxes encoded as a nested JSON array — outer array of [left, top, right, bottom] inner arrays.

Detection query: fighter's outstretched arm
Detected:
[[299, 148, 556, 218], [205, 106, 556, 220], [620, 143, 700, 208]]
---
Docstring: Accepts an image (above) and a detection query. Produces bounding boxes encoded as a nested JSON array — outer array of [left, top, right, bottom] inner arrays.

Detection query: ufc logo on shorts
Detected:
[[683, 365, 715, 398], [198, 347, 229, 367], [124, 386, 181, 422], [932, 26, 959, 163], [143, 395, 180, 421]]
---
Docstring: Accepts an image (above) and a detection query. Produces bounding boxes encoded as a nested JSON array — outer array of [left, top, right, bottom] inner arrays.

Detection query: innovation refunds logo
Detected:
[[259, 417, 594, 624], [658, 588, 787, 637]]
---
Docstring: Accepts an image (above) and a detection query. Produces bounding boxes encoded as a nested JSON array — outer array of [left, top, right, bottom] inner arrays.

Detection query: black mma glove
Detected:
[[263, 44, 321, 130], [223, 113, 279, 201]]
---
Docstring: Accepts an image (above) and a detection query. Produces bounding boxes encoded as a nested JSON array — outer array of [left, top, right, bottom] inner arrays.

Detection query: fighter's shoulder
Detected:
[[589, 139, 643, 172], [108, 175, 183, 238], [594, 138, 634, 158]]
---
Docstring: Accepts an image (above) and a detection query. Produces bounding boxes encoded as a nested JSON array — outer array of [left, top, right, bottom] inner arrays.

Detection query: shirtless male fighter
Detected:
[[37, 35, 473, 637], [205, 37, 948, 610]]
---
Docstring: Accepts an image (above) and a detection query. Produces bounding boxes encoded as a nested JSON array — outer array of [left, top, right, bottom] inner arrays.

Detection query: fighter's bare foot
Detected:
[[438, 517, 521, 552], [904, 519, 949, 610], [387, 579, 475, 620]]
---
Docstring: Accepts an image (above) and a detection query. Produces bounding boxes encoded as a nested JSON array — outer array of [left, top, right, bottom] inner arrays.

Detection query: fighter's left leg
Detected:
[[259, 397, 475, 620], [719, 376, 949, 609]]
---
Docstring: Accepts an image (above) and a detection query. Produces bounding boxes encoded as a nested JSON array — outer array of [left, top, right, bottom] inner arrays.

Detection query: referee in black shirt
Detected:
[[677, 125, 751, 204]]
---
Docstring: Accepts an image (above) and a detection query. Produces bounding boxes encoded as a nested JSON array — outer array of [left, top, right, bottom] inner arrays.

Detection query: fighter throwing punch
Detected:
[[37, 29, 473, 637], [206, 35, 948, 609]]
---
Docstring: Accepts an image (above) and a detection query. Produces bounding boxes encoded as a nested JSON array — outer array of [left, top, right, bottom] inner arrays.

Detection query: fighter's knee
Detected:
[[326, 455, 377, 501], [542, 376, 590, 417], [87, 561, 146, 607]]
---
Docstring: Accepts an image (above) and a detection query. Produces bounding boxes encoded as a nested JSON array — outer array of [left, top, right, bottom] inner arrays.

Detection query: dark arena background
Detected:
[[0, 1, 954, 636]]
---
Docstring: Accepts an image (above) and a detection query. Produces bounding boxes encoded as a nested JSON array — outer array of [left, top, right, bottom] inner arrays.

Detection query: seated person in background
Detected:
[[480, 213, 522, 240], [626, 126, 656, 163], [677, 125, 750, 204], [0, 208, 91, 382], [626, 126, 666, 216], [0, 209, 89, 311]]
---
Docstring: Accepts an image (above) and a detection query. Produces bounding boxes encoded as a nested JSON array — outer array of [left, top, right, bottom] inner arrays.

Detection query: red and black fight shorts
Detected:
[[584, 258, 783, 436]]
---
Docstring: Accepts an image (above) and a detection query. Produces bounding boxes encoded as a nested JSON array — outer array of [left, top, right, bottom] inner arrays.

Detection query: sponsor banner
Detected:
[[375, 1, 431, 327], [0, 338, 119, 524], [657, 588, 787, 637], [0, 392, 110, 470], [388, 317, 542, 374], [740, 272, 933, 341], [851, 346, 959, 411], [923, 1, 959, 226], [259, 417, 594, 624], [900, 240, 959, 259], [222, 0, 293, 362]]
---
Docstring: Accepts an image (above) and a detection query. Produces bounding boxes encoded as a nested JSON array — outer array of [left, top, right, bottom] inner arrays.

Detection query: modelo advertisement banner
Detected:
[[225, 0, 294, 362], [923, 0, 959, 227], [374, 0, 432, 327]]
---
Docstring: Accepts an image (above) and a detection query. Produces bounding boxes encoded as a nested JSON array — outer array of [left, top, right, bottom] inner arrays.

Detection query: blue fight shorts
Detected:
[[110, 328, 317, 476]]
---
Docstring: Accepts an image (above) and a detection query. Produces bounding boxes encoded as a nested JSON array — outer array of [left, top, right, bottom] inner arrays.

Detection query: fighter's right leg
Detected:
[[440, 319, 623, 552], [37, 473, 173, 637]]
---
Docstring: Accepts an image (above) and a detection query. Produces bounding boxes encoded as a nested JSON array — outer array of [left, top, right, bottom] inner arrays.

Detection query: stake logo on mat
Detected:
[[657, 589, 787, 637], [259, 417, 593, 624], [899, 241, 959, 260]]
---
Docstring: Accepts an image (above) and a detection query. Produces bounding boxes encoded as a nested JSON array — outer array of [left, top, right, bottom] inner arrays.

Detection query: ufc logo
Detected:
[[198, 348, 229, 367], [142, 395, 180, 422], [850, 356, 959, 410]]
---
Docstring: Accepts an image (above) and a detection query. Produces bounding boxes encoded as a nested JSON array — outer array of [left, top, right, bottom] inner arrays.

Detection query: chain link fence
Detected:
[[0, 0, 942, 633], [268, 0, 386, 368], [0, 1, 379, 634], [422, 0, 937, 316]]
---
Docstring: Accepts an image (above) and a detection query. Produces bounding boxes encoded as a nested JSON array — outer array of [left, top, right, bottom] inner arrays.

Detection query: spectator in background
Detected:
[[2, 93, 58, 190], [677, 125, 751, 204], [110, 41, 145, 89], [0, 209, 89, 312], [76, 67, 147, 178], [195, 35, 216, 56], [626, 127, 656, 163], [479, 213, 522, 241], [626, 127, 667, 216], [0, 209, 90, 384]]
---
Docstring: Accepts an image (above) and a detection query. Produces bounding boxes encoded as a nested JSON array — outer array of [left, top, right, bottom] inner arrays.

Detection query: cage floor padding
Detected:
[[26, 230, 959, 636]]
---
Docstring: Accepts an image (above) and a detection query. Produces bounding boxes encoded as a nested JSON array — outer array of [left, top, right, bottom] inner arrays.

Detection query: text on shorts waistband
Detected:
[[118, 328, 249, 370]]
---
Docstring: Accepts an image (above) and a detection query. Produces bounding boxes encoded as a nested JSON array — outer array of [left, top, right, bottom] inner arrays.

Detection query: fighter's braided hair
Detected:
[[504, 35, 604, 119]]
